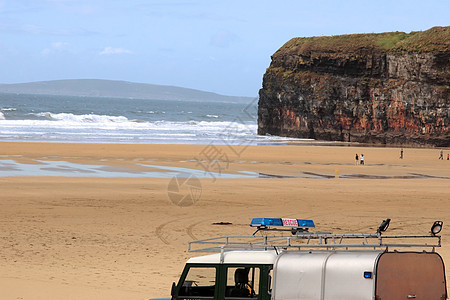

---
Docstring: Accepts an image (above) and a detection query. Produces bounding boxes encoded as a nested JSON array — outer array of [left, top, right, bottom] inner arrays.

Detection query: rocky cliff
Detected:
[[258, 27, 450, 147]]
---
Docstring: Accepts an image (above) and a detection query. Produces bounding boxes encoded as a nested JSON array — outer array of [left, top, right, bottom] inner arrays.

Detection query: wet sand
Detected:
[[0, 142, 449, 299]]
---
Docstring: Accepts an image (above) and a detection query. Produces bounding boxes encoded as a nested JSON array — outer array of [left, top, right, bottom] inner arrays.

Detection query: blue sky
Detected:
[[0, 0, 448, 97]]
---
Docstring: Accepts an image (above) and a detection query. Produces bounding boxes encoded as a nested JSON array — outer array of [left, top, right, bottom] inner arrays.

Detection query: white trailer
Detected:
[[273, 250, 446, 300]]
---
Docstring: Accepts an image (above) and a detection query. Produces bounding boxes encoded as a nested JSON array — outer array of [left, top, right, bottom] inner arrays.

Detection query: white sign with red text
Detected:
[[281, 218, 298, 227]]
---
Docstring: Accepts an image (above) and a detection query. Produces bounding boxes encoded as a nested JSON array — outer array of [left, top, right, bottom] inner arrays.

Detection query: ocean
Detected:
[[0, 93, 306, 144]]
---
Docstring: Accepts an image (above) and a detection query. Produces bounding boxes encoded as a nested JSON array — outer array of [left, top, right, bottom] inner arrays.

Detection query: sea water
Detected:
[[0, 93, 306, 144]]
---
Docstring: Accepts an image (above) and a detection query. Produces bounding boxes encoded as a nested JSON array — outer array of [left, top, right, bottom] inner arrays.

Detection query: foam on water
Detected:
[[0, 117, 265, 144], [0, 93, 309, 144], [34, 112, 129, 123]]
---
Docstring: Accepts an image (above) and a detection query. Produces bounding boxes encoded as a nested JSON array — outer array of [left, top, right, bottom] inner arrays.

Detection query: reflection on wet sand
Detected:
[[1, 159, 448, 180]]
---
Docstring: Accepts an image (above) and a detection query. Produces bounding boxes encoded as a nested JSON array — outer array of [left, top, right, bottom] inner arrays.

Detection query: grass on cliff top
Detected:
[[278, 26, 449, 55], [393, 26, 450, 52]]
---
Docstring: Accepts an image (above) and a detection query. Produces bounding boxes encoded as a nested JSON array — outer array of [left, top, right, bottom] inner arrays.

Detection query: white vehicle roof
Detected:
[[187, 250, 278, 264]]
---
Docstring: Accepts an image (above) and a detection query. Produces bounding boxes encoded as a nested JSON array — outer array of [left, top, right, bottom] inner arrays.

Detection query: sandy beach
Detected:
[[0, 141, 449, 300]]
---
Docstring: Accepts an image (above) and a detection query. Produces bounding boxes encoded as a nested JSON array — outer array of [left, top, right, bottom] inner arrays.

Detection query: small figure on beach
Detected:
[[447, 153, 449, 161], [355, 153, 359, 165], [400, 148, 403, 159], [360, 154, 365, 165], [439, 150, 443, 160]]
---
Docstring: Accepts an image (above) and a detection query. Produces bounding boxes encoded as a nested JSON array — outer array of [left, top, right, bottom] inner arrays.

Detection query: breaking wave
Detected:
[[34, 112, 129, 123]]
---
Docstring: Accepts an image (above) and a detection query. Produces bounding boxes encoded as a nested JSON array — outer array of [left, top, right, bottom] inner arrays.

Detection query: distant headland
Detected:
[[0, 79, 252, 103]]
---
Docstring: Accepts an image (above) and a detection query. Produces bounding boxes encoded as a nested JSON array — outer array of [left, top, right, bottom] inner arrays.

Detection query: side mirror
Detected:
[[171, 282, 176, 297]]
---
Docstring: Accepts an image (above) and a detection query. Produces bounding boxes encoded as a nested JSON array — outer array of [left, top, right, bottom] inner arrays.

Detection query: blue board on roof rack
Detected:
[[250, 218, 315, 228]]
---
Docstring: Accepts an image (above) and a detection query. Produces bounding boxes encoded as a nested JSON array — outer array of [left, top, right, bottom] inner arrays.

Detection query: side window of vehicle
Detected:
[[225, 267, 260, 298], [179, 266, 217, 298]]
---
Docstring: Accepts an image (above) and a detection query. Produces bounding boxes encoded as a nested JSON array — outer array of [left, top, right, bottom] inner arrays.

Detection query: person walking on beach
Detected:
[[355, 153, 359, 165], [400, 148, 403, 159], [447, 153, 449, 161], [439, 150, 444, 160], [360, 154, 365, 165]]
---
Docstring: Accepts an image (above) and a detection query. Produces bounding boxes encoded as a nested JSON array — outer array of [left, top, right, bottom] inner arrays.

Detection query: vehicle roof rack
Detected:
[[188, 218, 442, 253], [189, 232, 441, 253]]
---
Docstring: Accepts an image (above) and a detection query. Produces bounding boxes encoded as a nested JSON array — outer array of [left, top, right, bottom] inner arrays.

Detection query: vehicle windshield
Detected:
[[179, 266, 216, 298]]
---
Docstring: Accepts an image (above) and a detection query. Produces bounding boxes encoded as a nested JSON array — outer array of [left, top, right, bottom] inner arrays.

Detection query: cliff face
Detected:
[[258, 27, 450, 146]]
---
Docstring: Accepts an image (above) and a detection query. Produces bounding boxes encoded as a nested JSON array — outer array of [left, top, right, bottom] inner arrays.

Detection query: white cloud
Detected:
[[99, 47, 133, 55], [45, 0, 96, 15], [210, 29, 238, 48], [52, 41, 69, 49], [41, 41, 69, 55], [7, 23, 97, 37], [21, 24, 44, 35]]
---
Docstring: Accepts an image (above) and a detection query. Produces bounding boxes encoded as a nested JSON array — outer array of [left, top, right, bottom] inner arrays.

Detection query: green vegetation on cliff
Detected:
[[277, 26, 449, 55], [393, 26, 450, 52]]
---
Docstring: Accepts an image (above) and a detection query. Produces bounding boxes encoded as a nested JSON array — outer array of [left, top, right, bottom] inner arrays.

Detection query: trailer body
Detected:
[[272, 251, 447, 300], [375, 252, 447, 300]]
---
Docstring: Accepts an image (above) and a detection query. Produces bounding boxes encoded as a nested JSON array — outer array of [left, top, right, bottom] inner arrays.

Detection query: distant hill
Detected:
[[0, 79, 253, 103]]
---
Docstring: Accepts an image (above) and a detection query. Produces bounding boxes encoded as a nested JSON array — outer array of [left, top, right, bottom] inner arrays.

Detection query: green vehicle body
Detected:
[[172, 262, 273, 300]]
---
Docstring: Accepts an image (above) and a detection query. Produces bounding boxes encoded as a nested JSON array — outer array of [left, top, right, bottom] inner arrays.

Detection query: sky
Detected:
[[0, 0, 448, 97]]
